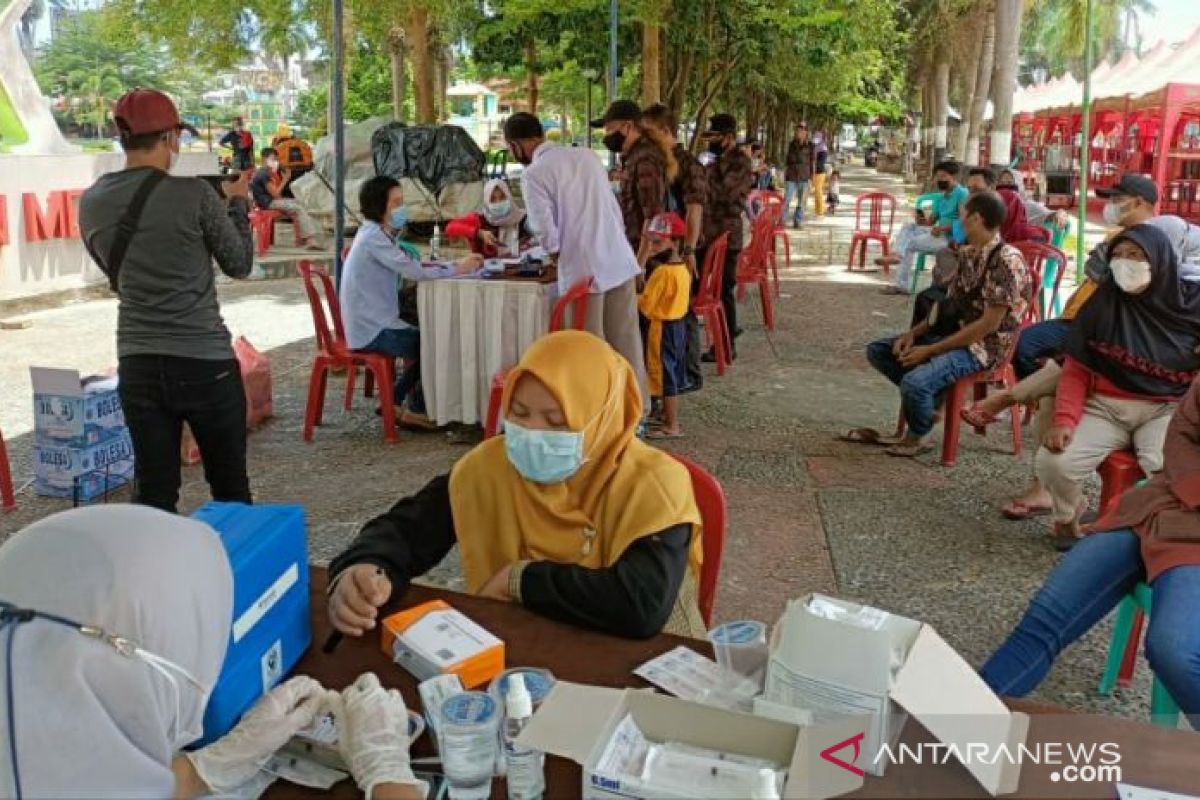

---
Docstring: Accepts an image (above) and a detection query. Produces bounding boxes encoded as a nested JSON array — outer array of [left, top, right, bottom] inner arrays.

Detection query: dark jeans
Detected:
[[865, 334, 985, 437], [118, 354, 250, 513], [364, 326, 425, 414], [980, 528, 1200, 717], [721, 247, 740, 355], [1013, 319, 1072, 379], [683, 257, 703, 389]]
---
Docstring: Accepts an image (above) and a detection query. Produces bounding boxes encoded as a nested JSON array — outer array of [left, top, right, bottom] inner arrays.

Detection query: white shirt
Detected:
[[520, 143, 641, 293], [339, 222, 456, 350]]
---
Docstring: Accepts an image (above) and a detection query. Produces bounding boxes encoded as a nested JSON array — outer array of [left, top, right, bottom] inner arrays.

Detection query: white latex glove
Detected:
[[339, 672, 426, 798], [187, 675, 328, 792]]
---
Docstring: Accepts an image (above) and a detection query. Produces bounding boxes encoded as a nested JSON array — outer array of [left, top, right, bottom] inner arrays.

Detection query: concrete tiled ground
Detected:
[[0, 164, 1163, 722]]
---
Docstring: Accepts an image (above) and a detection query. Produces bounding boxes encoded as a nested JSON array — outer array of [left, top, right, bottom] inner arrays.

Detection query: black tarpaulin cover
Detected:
[[371, 123, 486, 195]]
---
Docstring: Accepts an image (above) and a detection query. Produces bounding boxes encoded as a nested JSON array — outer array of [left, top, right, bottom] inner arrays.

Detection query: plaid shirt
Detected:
[[672, 144, 707, 210], [704, 148, 754, 250], [620, 136, 668, 249], [948, 235, 1032, 368]]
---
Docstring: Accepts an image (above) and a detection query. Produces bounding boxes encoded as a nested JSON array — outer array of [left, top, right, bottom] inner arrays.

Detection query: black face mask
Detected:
[[708, 139, 726, 156], [936, 179, 951, 191], [603, 131, 627, 154]]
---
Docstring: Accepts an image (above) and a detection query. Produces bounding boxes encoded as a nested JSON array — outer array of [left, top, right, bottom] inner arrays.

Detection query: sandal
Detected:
[[837, 427, 899, 445], [1000, 500, 1052, 521], [884, 441, 934, 458], [961, 404, 999, 429], [646, 429, 684, 441]]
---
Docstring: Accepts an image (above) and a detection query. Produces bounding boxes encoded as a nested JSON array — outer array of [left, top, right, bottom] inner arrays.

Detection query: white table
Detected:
[[418, 277, 557, 425]]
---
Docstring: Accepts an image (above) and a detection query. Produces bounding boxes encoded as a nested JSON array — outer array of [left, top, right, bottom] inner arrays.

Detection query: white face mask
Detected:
[[1103, 200, 1129, 226], [169, 149, 180, 172], [1110, 257, 1152, 294]]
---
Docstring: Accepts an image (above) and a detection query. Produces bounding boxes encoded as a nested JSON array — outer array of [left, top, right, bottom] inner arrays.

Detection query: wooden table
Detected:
[[282, 569, 1200, 799]]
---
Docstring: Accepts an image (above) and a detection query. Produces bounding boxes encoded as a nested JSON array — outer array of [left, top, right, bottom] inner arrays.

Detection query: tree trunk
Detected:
[[933, 51, 950, 165], [641, 22, 661, 104], [434, 38, 450, 121], [388, 26, 408, 122], [524, 38, 539, 113], [989, 0, 1024, 168], [955, 15, 985, 162], [408, 5, 436, 123], [967, 7, 995, 166]]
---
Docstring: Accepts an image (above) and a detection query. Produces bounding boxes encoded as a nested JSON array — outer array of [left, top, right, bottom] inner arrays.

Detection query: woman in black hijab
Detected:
[[1035, 223, 1200, 547]]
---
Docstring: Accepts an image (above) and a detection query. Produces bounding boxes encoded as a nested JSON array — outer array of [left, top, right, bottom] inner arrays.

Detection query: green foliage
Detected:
[[32, 10, 173, 137], [297, 40, 412, 134], [1022, 0, 1156, 78]]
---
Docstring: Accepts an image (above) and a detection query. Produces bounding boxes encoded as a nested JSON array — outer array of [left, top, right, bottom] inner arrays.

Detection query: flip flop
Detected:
[[961, 404, 999, 429], [837, 427, 894, 445], [884, 442, 935, 458], [646, 429, 684, 441], [1000, 500, 1053, 521]]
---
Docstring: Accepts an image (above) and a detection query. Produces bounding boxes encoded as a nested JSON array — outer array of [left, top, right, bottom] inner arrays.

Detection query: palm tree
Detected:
[[1024, 0, 1156, 76]]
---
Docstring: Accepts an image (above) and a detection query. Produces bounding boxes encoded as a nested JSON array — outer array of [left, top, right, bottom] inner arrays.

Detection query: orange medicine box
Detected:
[[380, 600, 505, 689]]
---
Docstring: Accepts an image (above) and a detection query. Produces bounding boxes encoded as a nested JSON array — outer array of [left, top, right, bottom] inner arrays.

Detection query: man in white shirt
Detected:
[[504, 113, 649, 406]]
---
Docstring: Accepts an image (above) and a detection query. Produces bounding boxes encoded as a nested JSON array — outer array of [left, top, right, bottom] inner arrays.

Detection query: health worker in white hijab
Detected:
[[0, 505, 424, 799]]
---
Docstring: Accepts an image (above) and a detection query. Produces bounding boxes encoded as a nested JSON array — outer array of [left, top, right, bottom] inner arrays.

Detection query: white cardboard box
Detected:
[[30, 367, 124, 446], [764, 594, 1029, 795], [517, 680, 867, 800]]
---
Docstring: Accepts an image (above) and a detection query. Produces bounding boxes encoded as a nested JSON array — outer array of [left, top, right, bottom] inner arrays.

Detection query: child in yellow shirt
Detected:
[[638, 212, 693, 439]]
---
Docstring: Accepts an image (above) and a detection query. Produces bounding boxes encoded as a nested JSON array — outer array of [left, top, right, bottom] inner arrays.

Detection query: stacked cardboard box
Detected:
[[31, 367, 134, 502]]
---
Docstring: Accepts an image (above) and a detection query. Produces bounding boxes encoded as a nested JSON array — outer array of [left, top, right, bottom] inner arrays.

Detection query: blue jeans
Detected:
[[364, 327, 425, 414], [865, 335, 985, 437], [981, 529, 1200, 717], [1013, 319, 1071, 379], [784, 180, 809, 224]]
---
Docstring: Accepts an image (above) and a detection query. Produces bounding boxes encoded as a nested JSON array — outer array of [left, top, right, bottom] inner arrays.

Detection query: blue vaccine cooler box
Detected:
[[191, 502, 312, 747]]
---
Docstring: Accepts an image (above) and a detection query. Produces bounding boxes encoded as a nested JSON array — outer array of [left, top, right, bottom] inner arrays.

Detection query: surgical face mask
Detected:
[[169, 150, 180, 171], [936, 179, 951, 192], [266, 158, 280, 170], [603, 131, 627, 153], [610, 180, 622, 195], [707, 139, 726, 156], [503, 391, 616, 484], [504, 421, 587, 484], [390, 207, 408, 231], [1103, 200, 1131, 226], [1110, 257, 1152, 293], [486, 199, 512, 218]]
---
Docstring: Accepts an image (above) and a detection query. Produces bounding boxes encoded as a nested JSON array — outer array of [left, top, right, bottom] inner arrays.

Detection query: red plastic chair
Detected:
[[846, 192, 897, 272], [693, 233, 733, 375], [748, 189, 789, 277], [0, 424, 15, 512], [1095, 450, 1147, 688], [1012, 241, 1069, 325], [298, 262, 399, 444], [482, 277, 594, 439], [249, 208, 292, 256], [735, 209, 778, 330], [670, 453, 726, 627]]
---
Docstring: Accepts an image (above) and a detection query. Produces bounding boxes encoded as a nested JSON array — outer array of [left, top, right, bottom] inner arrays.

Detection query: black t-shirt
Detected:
[[250, 167, 275, 210]]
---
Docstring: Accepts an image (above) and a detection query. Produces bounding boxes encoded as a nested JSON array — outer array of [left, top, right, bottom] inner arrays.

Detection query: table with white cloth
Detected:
[[418, 276, 559, 425]]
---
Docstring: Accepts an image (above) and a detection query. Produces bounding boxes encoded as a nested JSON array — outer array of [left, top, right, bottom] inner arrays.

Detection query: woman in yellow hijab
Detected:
[[328, 330, 706, 639]]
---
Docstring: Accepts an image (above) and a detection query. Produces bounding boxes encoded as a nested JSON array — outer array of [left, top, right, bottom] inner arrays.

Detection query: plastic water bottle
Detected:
[[430, 223, 443, 261], [438, 692, 499, 800], [503, 674, 544, 800]]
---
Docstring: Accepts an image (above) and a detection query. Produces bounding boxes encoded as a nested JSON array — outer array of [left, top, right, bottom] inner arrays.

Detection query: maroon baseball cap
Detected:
[[113, 88, 198, 137]]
